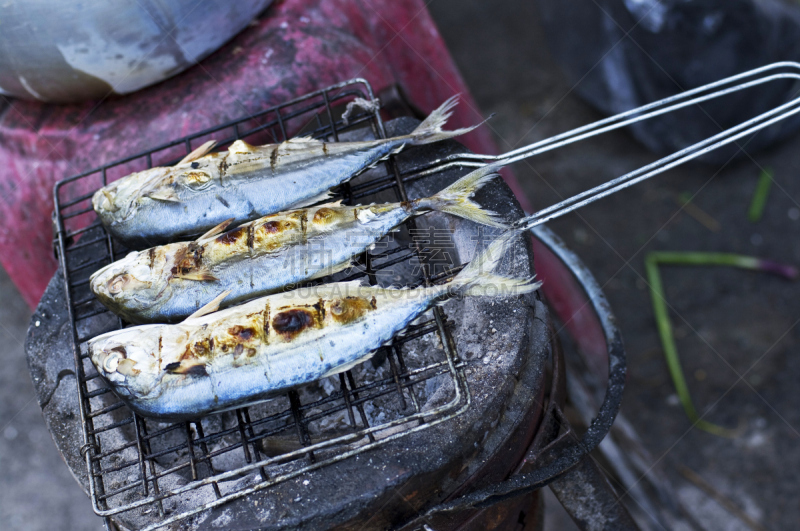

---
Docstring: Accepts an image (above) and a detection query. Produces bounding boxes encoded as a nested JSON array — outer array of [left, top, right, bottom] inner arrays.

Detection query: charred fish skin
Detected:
[[88, 231, 540, 421], [89, 205, 409, 324], [90, 164, 506, 324], [92, 96, 479, 248], [89, 291, 420, 420]]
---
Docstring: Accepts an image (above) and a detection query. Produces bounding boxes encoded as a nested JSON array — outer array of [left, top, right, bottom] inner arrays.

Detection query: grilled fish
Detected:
[[92, 96, 479, 248], [89, 164, 505, 324], [88, 232, 539, 421]]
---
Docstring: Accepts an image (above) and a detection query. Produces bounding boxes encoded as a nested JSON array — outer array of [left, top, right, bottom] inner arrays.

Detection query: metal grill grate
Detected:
[[52, 79, 471, 530]]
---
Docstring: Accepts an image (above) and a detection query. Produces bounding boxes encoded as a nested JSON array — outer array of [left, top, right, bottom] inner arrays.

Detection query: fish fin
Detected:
[[290, 190, 335, 209], [416, 162, 507, 228], [363, 145, 404, 173], [307, 258, 354, 281], [179, 140, 218, 164], [320, 350, 377, 378], [116, 359, 140, 377], [174, 270, 219, 282], [306, 279, 366, 299], [286, 135, 321, 144], [408, 95, 487, 145], [145, 188, 180, 202], [228, 140, 257, 154], [315, 199, 344, 209], [447, 231, 541, 298], [184, 290, 231, 321], [196, 218, 235, 243], [337, 279, 367, 290]]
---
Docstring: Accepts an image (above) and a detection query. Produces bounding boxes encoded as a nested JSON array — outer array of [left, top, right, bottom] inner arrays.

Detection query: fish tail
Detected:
[[408, 95, 485, 145], [416, 162, 506, 228], [447, 231, 541, 298]]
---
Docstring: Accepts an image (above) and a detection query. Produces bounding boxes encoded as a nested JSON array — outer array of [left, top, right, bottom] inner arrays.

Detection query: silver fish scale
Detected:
[[131, 205, 411, 322], [112, 141, 403, 247], [206, 207, 409, 303], [94, 289, 433, 421]]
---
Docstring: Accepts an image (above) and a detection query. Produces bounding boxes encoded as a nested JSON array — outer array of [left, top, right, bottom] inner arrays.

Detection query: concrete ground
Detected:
[[0, 268, 99, 530], [2, 1, 799, 530]]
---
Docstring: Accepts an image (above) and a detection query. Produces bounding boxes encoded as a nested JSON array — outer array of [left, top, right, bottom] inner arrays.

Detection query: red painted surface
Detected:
[[0, 0, 542, 308]]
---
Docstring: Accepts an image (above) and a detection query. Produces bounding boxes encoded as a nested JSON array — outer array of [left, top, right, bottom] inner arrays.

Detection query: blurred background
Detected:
[[1, 0, 799, 529]]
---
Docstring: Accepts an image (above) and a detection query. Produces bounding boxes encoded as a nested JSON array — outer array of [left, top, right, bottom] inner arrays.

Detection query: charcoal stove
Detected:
[[26, 79, 631, 530]]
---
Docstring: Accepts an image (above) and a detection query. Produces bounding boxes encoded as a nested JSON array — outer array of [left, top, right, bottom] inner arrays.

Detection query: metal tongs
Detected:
[[398, 61, 800, 525], [408, 61, 800, 232]]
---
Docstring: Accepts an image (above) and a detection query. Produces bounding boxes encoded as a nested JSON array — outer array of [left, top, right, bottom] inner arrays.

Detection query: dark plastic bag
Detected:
[[538, 0, 800, 163]]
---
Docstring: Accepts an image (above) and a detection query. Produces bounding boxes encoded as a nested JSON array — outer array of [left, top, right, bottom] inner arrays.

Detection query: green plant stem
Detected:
[[644, 254, 736, 437], [649, 251, 758, 269], [748, 168, 773, 223], [645, 251, 796, 437]]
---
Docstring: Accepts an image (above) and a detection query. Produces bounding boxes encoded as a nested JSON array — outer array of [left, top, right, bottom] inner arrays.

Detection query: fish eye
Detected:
[[103, 350, 124, 372], [108, 274, 129, 294]]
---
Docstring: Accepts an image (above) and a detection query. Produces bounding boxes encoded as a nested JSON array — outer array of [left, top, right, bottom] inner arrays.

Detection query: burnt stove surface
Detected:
[[26, 87, 552, 531]]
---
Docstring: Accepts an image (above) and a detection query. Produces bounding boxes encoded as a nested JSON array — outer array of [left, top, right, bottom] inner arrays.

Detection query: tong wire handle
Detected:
[[511, 61, 800, 231], [412, 62, 800, 231], [399, 64, 800, 524], [501, 61, 800, 163]]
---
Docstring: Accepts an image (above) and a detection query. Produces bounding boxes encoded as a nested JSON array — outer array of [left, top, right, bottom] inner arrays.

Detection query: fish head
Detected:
[[90, 246, 177, 320], [91, 167, 173, 222], [89, 327, 164, 399]]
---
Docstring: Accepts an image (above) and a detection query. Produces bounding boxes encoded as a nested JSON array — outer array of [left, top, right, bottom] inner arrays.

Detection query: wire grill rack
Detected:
[[53, 79, 471, 529]]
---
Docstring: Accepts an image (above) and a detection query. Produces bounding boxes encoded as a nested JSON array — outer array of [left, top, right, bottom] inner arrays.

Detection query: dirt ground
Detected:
[[1, 1, 798, 530], [430, 1, 800, 530]]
